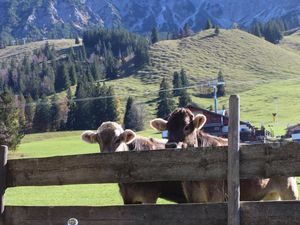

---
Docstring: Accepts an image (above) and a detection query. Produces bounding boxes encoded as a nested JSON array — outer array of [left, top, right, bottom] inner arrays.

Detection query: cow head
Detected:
[[150, 108, 206, 148], [81, 122, 136, 153]]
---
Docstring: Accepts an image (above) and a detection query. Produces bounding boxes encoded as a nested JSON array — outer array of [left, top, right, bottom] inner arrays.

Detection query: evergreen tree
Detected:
[[17, 93, 26, 129], [50, 94, 62, 131], [251, 22, 263, 37], [157, 78, 175, 118], [0, 88, 23, 150], [66, 88, 76, 130], [75, 36, 80, 44], [205, 19, 213, 30], [124, 97, 134, 129], [74, 80, 90, 129], [24, 94, 35, 132], [151, 27, 159, 44], [178, 89, 192, 107], [124, 97, 144, 131], [32, 95, 51, 132], [105, 86, 120, 122], [55, 63, 71, 91], [217, 70, 225, 97], [215, 26, 220, 36], [180, 69, 189, 87], [264, 21, 283, 44], [183, 23, 192, 37], [172, 71, 182, 97], [69, 63, 77, 85]]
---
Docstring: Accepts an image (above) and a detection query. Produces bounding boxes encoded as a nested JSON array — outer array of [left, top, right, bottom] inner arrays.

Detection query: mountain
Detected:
[[0, 0, 300, 40]]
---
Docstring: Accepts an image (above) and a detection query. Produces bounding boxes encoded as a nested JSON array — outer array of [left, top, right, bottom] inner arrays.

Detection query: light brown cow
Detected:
[[151, 108, 298, 203], [81, 121, 186, 204]]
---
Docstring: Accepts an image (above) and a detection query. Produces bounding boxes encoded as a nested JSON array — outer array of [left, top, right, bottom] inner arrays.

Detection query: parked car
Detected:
[[291, 130, 300, 142]]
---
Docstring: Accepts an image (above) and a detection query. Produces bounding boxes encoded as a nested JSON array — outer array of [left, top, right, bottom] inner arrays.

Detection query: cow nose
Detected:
[[166, 142, 178, 149]]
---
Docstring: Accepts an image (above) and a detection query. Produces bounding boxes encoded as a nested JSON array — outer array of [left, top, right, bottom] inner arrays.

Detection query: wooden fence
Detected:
[[0, 95, 300, 225]]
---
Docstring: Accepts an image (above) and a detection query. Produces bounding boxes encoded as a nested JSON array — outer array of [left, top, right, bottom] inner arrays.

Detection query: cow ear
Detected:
[[120, 129, 136, 144], [193, 114, 207, 130], [150, 118, 167, 131], [81, 131, 98, 144]]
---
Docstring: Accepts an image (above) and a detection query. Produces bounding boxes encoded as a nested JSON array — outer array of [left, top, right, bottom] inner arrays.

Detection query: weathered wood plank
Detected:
[[228, 95, 240, 225], [0, 146, 7, 225], [6, 142, 300, 187], [5, 204, 228, 225], [4, 201, 300, 225]]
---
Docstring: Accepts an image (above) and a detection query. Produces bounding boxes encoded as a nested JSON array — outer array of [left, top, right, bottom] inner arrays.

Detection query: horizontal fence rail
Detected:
[[6, 142, 300, 187], [5, 201, 300, 225]]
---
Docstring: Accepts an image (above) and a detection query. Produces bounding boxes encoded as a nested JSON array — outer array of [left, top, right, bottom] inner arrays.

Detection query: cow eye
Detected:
[[183, 124, 193, 134]]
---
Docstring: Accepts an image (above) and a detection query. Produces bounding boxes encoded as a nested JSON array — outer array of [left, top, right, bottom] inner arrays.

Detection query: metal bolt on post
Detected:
[[67, 218, 78, 225]]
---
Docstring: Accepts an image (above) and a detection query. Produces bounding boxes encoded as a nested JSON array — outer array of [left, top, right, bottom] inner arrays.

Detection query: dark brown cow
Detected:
[[151, 108, 298, 203], [81, 121, 186, 204]]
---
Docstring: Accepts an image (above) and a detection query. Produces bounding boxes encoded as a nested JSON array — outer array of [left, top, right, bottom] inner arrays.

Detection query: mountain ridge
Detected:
[[0, 0, 300, 40]]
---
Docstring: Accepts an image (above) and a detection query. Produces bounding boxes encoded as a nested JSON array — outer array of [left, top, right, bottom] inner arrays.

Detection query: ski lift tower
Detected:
[[207, 80, 225, 113]]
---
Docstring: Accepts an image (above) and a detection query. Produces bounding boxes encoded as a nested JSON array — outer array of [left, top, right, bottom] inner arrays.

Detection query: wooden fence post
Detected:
[[0, 145, 8, 225], [228, 95, 240, 225]]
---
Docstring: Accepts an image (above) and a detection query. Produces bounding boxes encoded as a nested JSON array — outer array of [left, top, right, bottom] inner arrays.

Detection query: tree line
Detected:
[[250, 19, 286, 44]]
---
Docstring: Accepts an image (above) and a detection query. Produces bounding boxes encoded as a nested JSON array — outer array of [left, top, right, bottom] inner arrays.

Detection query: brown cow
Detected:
[[150, 108, 298, 203], [81, 121, 186, 204]]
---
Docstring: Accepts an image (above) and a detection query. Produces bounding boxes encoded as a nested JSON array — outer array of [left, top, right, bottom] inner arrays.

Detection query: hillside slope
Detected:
[[280, 29, 300, 55], [1, 29, 300, 133], [138, 29, 300, 93], [0, 39, 81, 61]]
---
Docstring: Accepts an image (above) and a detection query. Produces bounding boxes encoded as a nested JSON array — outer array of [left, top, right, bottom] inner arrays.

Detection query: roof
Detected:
[[186, 105, 253, 127], [286, 124, 300, 130]]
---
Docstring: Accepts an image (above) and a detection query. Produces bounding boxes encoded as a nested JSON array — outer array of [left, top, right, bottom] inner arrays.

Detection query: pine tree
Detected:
[[172, 71, 182, 97], [55, 63, 71, 92], [251, 22, 263, 37], [178, 89, 192, 107], [69, 63, 77, 85], [32, 95, 51, 132], [24, 94, 35, 132], [50, 94, 62, 131], [105, 86, 120, 122], [0, 88, 23, 150], [124, 97, 144, 131], [17, 93, 26, 129], [124, 97, 134, 129], [74, 80, 91, 129], [75, 36, 80, 45], [66, 88, 76, 130], [183, 23, 192, 37], [151, 27, 159, 44], [180, 69, 189, 87], [264, 21, 283, 44], [157, 78, 176, 118], [215, 26, 220, 36], [205, 19, 213, 30]]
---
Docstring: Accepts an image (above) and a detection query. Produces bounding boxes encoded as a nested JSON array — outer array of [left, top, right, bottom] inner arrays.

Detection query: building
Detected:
[[286, 124, 300, 141], [286, 124, 300, 137], [186, 105, 258, 142]]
